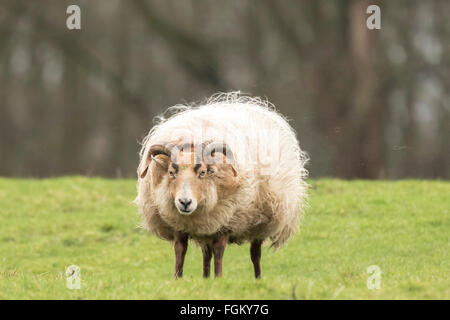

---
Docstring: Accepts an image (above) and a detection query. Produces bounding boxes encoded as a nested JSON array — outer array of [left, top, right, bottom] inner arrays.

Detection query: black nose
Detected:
[[179, 198, 192, 209]]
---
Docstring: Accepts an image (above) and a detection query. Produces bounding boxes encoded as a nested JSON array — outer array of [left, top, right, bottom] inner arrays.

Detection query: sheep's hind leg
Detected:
[[174, 231, 188, 279], [212, 233, 228, 278], [250, 239, 263, 279], [201, 244, 213, 278]]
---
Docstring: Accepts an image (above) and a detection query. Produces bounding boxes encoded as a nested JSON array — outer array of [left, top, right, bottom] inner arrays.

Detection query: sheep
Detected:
[[135, 92, 308, 279]]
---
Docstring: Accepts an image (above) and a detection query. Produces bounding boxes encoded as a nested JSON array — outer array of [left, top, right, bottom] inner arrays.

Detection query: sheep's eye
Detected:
[[169, 171, 176, 178], [207, 168, 215, 175], [198, 170, 206, 178]]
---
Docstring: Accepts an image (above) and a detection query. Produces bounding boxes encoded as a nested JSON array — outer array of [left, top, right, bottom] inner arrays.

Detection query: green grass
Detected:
[[0, 177, 448, 299]]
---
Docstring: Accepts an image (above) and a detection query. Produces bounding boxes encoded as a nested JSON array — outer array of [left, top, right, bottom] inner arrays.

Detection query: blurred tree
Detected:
[[0, 0, 448, 179]]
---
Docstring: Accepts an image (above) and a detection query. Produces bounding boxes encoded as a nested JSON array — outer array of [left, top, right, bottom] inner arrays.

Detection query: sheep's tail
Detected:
[[269, 212, 300, 249], [270, 188, 308, 249]]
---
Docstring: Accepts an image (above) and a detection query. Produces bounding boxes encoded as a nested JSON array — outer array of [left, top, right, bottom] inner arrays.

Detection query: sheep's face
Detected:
[[167, 150, 211, 215], [140, 143, 238, 216]]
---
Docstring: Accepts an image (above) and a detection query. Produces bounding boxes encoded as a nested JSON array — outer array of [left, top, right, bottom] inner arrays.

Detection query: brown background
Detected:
[[0, 0, 448, 179]]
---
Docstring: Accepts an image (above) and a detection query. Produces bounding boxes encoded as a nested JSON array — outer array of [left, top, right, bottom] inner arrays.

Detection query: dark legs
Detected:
[[250, 239, 263, 279], [211, 233, 228, 278], [201, 233, 228, 278], [176, 232, 262, 279], [201, 244, 212, 278], [174, 231, 188, 279]]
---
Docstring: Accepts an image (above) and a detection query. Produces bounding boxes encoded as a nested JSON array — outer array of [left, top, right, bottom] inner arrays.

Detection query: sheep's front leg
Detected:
[[212, 233, 228, 278], [201, 244, 212, 278], [250, 239, 262, 279], [174, 231, 188, 279]]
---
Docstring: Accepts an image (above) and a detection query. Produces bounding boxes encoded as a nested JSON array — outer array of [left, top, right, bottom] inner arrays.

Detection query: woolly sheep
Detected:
[[135, 92, 308, 278]]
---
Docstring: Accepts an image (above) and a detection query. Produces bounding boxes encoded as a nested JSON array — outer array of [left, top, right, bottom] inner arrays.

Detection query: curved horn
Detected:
[[203, 141, 234, 164], [139, 144, 171, 179], [149, 144, 171, 158]]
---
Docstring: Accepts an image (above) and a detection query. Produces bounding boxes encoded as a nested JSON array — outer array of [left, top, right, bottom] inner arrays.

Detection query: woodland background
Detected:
[[0, 0, 448, 179]]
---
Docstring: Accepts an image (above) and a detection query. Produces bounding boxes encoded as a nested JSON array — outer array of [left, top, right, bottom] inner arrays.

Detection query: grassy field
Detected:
[[0, 177, 448, 299]]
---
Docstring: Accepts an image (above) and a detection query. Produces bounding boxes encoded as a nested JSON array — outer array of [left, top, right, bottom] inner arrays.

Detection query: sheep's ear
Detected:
[[139, 154, 169, 179], [218, 164, 239, 191], [139, 154, 152, 179], [221, 163, 238, 179], [152, 154, 169, 170], [229, 164, 238, 177]]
